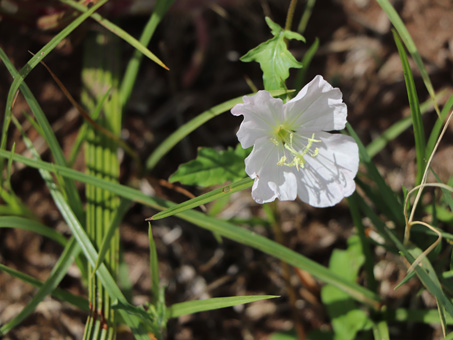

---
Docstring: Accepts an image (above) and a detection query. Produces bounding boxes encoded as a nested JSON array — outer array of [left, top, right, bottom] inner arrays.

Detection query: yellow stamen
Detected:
[[272, 127, 320, 170]]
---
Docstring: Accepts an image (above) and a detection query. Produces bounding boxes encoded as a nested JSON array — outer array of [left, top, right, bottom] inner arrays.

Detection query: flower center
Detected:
[[271, 125, 320, 171]]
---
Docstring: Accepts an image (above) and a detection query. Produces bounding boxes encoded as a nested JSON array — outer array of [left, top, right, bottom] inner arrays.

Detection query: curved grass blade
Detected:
[[358, 199, 453, 317], [0, 150, 381, 308], [377, 0, 439, 115], [120, 0, 175, 108], [0, 216, 67, 246], [347, 124, 404, 225], [393, 30, 425, 185], [0, 238, 80, 336], [3, 127, 148, 337], [0, 48, 84, 222], [59, 0, 168, 70], [150, 178, 254, 220], [145, 89, 293, 171], [38, 159, 151, 339], [366, 91, 446, 158], [0, 262, 88, 312], [167, 295, 279, 319], [0, 0, 108, 157]]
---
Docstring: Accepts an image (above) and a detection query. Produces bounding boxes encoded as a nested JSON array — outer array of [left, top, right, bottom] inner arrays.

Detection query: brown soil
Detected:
[[1, 0, 452, 339]]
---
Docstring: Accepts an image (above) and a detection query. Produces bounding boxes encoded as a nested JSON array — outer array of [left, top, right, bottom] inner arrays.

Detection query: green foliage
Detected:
[[318, 235, 372, 340], [241, 17, 305, 91], [169, 144, 250, 187]]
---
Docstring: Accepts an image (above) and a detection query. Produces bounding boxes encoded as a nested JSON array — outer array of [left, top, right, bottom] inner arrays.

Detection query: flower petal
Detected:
[[284, 75, 347, 132], [245, 137, 298, 203], [295, 132, 359, 207], [231, 91, 284, 149]]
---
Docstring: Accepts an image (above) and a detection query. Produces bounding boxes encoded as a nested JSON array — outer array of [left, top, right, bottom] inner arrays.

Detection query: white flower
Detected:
[[231, 75, 359, 207]]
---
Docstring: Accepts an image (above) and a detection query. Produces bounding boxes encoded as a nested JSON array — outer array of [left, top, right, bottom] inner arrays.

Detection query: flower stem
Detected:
[[285, 0, 299, 31]]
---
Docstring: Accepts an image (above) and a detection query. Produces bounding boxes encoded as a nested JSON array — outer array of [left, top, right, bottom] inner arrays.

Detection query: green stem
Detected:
[[285, 0, 299, 31], [82, 31, 121, 340]]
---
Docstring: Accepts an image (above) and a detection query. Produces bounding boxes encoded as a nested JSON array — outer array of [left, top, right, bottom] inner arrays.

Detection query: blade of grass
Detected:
[[0, 216, 67, 246], [0, 0, 108, 162], [8, 107, 148, 337], [294, 37, 319, 91], [393, 30, 426, 185], [0, 238, 80, 336], [148, 223, 161, 307], [150, 178, 254, 220], [167, 295, 279, 319], [347, 124, 404, 225], [357, 198, 453, 317], [366, 91, 446, 158], [0, 262, 88, 312], [59, 0, 169, 70], [0, 48, 84, 222], [377, 0, 439, 115], [0, 149, 381, 309], [145, 89, 292, 171], [120, 0, 175, 108]]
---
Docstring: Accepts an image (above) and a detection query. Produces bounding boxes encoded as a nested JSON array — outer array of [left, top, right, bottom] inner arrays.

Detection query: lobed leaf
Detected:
[[241, 17, 304, 91]]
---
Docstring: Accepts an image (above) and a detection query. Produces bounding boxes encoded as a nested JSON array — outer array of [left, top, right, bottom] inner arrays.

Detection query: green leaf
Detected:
[[169, 145, 250, 187], [241, 17, 304, 90], [321, 236, 372, 340], [166, 295, 278, 319]]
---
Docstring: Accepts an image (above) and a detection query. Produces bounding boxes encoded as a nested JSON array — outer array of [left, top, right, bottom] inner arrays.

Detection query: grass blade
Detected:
[[0, 48, 84, 222], [0, 150, 381, 308], [357, 198, 453, 317], [393, 30, 426, 185], [0, 216, 67, 246], [59, 0, 168, 70], [150, 178, 253, 220], [347, 124, 404, 225], [0, 238, 80, 336], [0, 254, 88, 312], [366, 91, 446, 158], [377, 0, 439, 115], [120, 0, 175, 108], [0, 0, 108, 158], [166, 295, 279, 319]]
